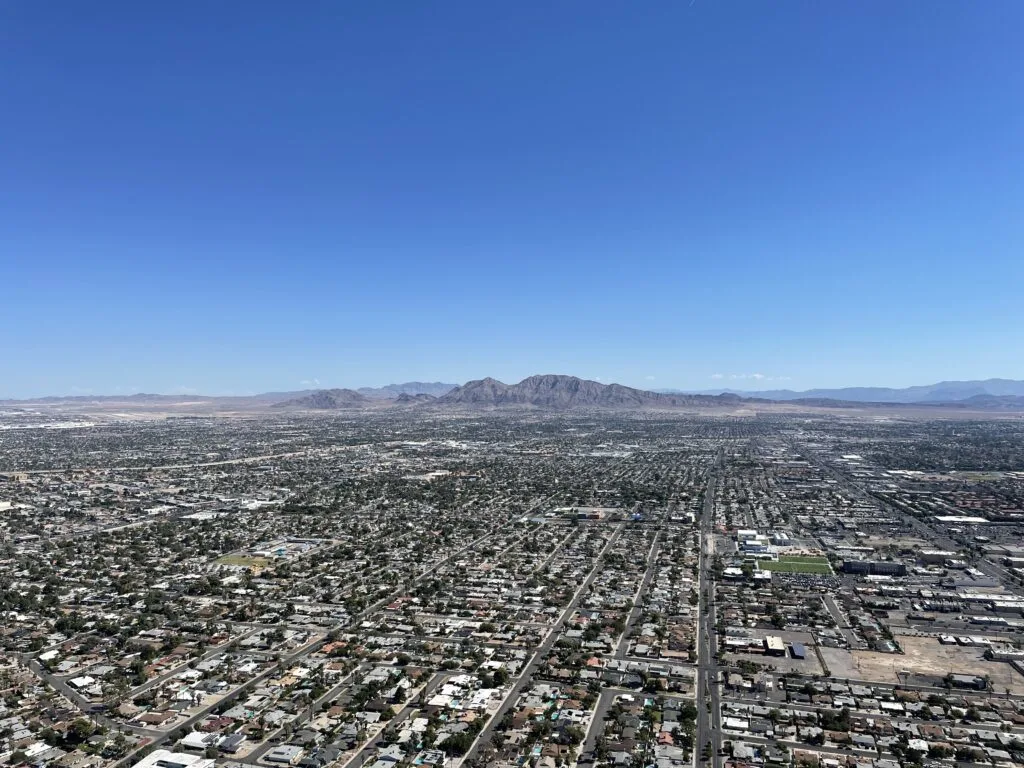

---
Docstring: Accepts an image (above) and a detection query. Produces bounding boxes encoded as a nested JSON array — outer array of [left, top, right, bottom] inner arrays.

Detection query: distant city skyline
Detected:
[[3, 3, 1022, 399]]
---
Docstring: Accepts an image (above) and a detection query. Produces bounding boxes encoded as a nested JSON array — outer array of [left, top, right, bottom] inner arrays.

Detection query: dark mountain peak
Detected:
[[273, 388, 370, 409], [438, 377, 513, 405], [394, 392, 437, 404], [519, 374, 582, 386]]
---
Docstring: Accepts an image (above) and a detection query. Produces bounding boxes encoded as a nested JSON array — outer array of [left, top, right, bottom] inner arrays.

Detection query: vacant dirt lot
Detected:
[[819, 635, 1024, 693], [730, 651, 823, 676], [859, 534, 930, 550]]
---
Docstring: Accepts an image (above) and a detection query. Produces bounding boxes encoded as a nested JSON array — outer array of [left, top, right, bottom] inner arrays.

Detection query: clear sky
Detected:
[[2, 2, 1022, 398]]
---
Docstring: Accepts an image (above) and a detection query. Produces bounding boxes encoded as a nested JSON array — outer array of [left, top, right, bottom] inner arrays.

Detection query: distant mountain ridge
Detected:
[[273, 382, 454, 409], [5, 377, 1024, 412], [357, 382, 456, 399], [436, 374, 740, 410], [395, 392, 437, 404], [672, 378, 1024, 403], [272, 388, 369, 409], [2, 381, 456, 407]]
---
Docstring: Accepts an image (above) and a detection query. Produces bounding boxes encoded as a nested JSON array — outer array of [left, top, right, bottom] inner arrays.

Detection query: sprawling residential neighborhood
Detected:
[[3, 409, 1024, 768]]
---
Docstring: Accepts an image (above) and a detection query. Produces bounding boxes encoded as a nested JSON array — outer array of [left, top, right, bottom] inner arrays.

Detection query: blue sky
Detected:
[[2, 2, 1022, 398]]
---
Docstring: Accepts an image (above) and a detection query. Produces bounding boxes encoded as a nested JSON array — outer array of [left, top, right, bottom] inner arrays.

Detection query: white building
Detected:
[[131, 750, 215, 768]]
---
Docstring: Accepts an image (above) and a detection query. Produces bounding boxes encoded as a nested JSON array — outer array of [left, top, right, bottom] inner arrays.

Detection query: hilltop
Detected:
[[272, 388, 370, 409]]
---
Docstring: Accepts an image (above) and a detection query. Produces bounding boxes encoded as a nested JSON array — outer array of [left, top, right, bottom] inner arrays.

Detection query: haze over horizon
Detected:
[[8, 374, 1024, 403], [3, 2, 1022, 399]]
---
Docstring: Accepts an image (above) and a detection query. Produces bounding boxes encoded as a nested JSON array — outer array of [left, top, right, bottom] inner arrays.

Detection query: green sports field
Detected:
[[757, 555, 832, 574]]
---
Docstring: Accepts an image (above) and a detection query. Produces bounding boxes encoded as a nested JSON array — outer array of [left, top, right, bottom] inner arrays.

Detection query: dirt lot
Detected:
[[819, 635, 1024, 693], [861, 535, 930, 550], [729, 651, 823, 676]]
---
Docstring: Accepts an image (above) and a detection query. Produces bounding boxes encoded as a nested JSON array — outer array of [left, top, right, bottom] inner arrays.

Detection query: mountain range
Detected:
[[1, 381, 454, 410], [674, 378, 1024, 404], [5, 377, 1024, 413], [271, 388, 370, 409], [435, 375, 738, 409], [357, 382, 455, 399], [271, 387, 445, 409]]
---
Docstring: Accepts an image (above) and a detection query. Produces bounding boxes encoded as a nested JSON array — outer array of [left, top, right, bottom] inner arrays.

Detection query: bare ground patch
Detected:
[[819, 636, 1024, 693]]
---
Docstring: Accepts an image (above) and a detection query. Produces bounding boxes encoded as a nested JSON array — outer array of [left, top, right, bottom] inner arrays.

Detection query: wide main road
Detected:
[[695, 451, 723, 768]]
